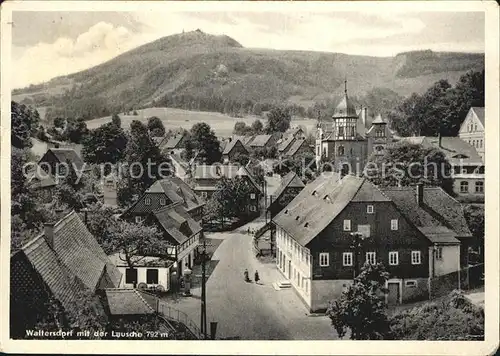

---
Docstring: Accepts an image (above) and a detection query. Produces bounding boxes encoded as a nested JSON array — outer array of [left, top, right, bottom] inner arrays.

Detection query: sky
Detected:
[[11, 11, 485, 89]]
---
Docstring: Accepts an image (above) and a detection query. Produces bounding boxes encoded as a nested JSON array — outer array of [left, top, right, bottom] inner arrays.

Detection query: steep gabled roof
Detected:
[[223, 138, 249, 155], [284, 139, 310, 157], [45, 148, 85, 171], [249, 135, 273, 147], [271, 171, 305, 203], [105, 289, 156, 316], [164, 133, 186, 149], [46, 210, 122, 290], [471, 107, 485, 126], [278, 136, 295, 153], [153, 204, 202, 244], [273, 173, 363, 246]]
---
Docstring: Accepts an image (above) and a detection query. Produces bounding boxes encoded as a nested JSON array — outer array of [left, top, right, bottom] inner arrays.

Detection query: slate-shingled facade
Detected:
[[273, 173, 469, 312]]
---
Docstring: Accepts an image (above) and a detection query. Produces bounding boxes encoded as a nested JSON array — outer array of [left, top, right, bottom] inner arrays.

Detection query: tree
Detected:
[[365, 142, 453, 194], [66, 117, 89, 143], [251, 119, 264, 134], [205, 177, 236, 228], [326, 263, 390, 340], [107, 220, 170, 272], [53, 117, 66, 129], [82, 122, 128, 164], [124, 120, 170, 193], [111, 113, 122, 127], [464, 204, 485, 261], [147, 116, 166, 137], [11, 101, 39, 148], [36, 126, 49, 142], [265, 107, 291, 134], [186, 122, 221, 164], [233, 121, 252, 136]]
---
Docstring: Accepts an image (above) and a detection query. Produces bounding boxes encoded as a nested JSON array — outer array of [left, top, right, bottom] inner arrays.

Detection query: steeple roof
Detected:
[[372, 114, 387, 124], [333, 80, 357, 118]]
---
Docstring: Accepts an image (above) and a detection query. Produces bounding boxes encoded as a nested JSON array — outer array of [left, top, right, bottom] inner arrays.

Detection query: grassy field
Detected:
[[86, 107, 317, 138]]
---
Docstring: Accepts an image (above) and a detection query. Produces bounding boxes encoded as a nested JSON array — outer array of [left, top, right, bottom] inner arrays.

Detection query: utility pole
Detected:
[[263, 178, 267, 225], [199, 220, 208, 339]]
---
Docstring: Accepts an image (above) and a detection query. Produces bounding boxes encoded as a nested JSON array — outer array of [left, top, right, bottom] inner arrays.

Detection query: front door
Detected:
[[387, 282, 400, 305]]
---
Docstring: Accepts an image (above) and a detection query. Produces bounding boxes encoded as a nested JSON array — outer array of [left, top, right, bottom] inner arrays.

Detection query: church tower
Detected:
[[366, 113, 390, 156], [315, 80, 367, 175]]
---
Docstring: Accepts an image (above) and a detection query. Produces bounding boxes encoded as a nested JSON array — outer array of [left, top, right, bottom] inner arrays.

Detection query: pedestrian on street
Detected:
[[247, 227, 250, 235], [244, 269, 251, 282], [254, 270, 260, 284]]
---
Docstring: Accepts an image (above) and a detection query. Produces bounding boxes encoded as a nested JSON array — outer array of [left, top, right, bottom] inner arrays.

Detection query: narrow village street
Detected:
[[163, 218, 336, 340]]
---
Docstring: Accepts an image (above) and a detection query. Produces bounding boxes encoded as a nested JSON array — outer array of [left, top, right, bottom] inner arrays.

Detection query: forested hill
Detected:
[[12, 30, 484, 121]]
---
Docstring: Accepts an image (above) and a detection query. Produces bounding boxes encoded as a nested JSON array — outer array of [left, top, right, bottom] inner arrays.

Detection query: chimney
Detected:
[[416, 183, 424, 205], [44, 222, 55, 248]]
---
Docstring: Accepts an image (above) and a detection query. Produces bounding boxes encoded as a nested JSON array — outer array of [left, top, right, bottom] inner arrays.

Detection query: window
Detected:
[[367, 205, 374, 214], [390, 219, 398, 230], [366, 252, 376, 265], [474, 124, 477, 131], [480, 139, 483, 148], [343, 219, 351, 231], [319, 252, 329, 267], [435, 247, 443, 260], [316, 146, 320, 156], [146, 269, 159, 284], [389, 251, 399, 265], [338, 126, 344, 136], [337, 146, 345, 156], [343, 252, 353, 266], [375, 145, 384, 152], [125, 268, 138, 284], [250, 193, 256, 200], [160, 198, 166, 206], [135, 216, 143, 224], [475, 181, 484, 193], [145, 197, 151, 206], [411, 251, 421, 265], [460, 181, 469, 193], [201, 191, 208, 198], [405, 280, 417, 288]]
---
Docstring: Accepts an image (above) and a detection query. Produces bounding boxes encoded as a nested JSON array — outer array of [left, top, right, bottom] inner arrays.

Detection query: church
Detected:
[[315, 81, 394, 174]]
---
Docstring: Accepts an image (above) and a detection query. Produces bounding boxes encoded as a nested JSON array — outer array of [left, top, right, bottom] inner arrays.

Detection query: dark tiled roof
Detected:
[[333, 93, 357, 118], [223, 138, 248, 155], [422, 187, 472, 237], [273, 173, 364, 246], [398, 136, 482, 165], [471, 107, 485, 126], [21, 238, 81, 311], [278, 136, 295, 153], [165, 134, 185, 149], [272, 171, 305, 202], [417, 227, 460, 244], [27, 168, 57, 189], [351, 179, 391, 202], [105, 289, 155, 316], [249, 135, 272, 147], [48, 211, 122, 290], [48, 148, 85, 171], [380, 186, 471, 240], [284, 139, 310, 157], [153, 204, 202, 244]]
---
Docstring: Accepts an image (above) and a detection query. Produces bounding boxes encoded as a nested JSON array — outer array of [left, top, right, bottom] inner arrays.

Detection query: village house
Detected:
[[38, 148, 90, 180], [190, 164, 263, 214], [169, 152, 191, 180], [26, 167, 58, 202], [120, 177, 205, 273], [273, 173, 470, 312], [399, 136, 484, 201], [277, 135, 296, 157], [281, 138, 314, 159], [10, 210, 122, 337], [458, 107, 485, 160], [222, 137, 250, 163], [283, 127, 306, 140], [163, 131, 188, 152], [108, 253, 173, 292], [267, 171, 305, 218], [248, 134, 278, 150]]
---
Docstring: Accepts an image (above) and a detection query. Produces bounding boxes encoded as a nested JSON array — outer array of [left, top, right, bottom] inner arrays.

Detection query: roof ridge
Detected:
[[134, 289, 158, 313]]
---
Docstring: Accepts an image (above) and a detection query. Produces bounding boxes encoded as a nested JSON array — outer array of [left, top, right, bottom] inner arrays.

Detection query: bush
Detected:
[[389, 290, 484, 340]]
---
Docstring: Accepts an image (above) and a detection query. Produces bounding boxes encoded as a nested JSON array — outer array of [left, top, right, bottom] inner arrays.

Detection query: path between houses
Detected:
[[162, 218, 336, 340]]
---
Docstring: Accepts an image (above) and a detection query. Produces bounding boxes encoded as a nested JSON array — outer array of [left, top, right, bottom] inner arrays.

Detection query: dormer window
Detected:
[[160, 198, 166, 206], [145, 197, 151, 206], [295, 216, 300, 221], [323, 195, 331, 202]]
